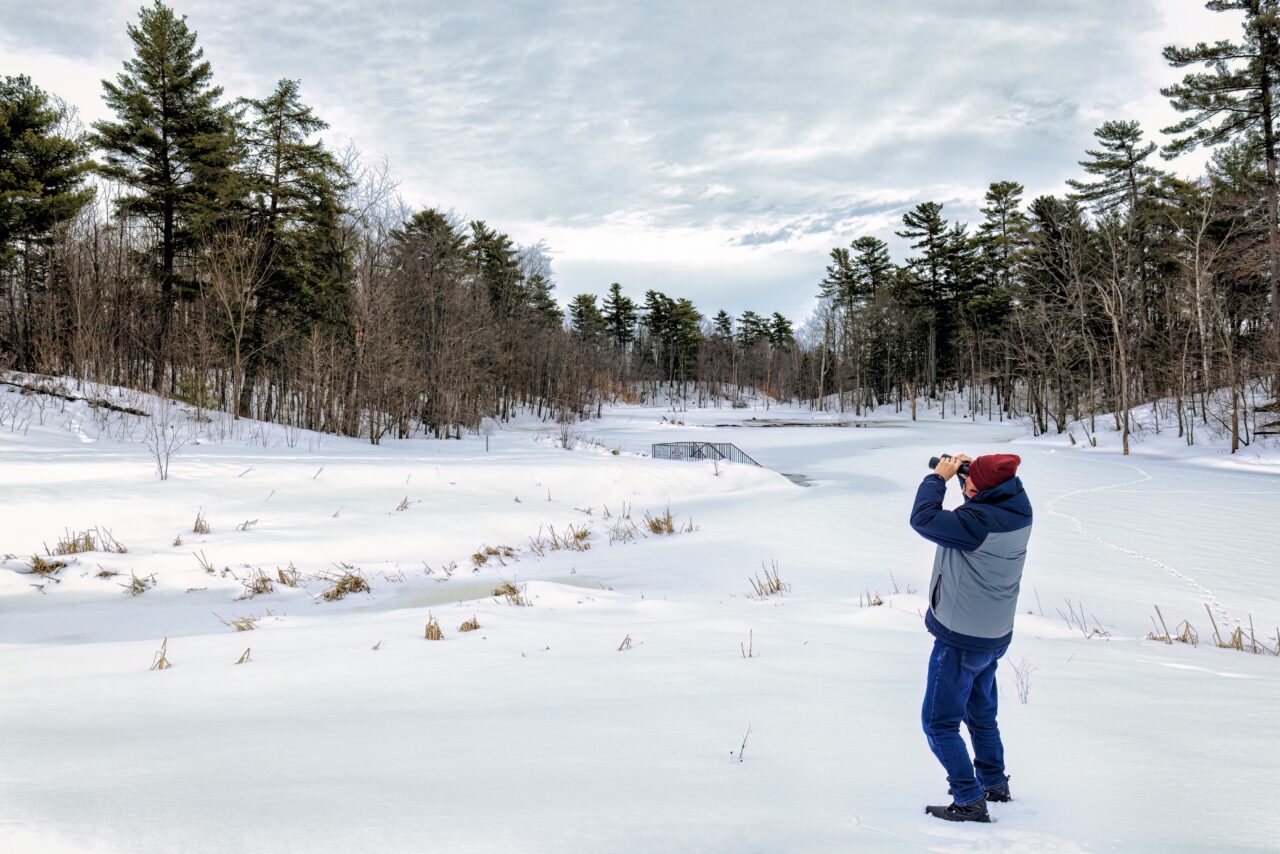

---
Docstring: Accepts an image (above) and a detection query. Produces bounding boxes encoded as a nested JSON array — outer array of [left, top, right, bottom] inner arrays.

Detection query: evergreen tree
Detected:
[[0, 75, 94, 367], [669, 298, 703, 379], [600, 281, 637, 347], [818, 246, 857, 309], [712, 309, 733, 339], [897, 202, 949, 302], [1162, 2, 1280, 370], [976, 181, 1028, 293], [525, 273, 563, 326], [849, 236, 895, 303], [736, 310, 769, 347], [568, 293, 605, 337], [238, 78, 347, 323], [1067, 120, 1163, 216], [469, 221, 524, 318], [394, 208, 467, 268], [94, 1, 238, 308], [896, 201, 951, 388], [768, 312, 794, 348]]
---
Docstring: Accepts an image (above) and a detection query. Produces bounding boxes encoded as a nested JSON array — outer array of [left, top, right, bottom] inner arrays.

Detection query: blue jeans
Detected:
[[922, 638, 1008, 805]]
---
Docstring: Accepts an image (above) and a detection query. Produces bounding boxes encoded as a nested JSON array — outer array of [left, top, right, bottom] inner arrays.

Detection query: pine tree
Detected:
[[849, 236, 894, 303], [238, 78, 347, 323], [896, 201, 951, 389], [768, 312, 794, 348], [568, 293, 605, 337], [525, 273, 563, 327], [394, 208, 467, 268], [1067, 120, 1163, 216], [601, 282, 637, 347], [669, 298, 703, 380], [94, 1, 238, 311], [977, 181, 1028, 293], [736, 310, 768, 347], [469, 221, 524, 318], [712, 309, 733, 339], [1162, 1, 1280, 376], [1, 75, 94, 368], [818, 246, 858, 309]]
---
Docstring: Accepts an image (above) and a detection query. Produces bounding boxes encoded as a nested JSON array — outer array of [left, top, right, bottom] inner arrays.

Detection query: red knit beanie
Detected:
[[968, 454, 1021, 492]]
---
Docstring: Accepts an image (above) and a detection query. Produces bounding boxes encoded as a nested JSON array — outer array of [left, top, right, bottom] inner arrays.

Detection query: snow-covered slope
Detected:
[[1, 378, 1277, 853]]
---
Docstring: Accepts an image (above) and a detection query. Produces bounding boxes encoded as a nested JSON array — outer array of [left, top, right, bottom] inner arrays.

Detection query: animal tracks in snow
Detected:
[[1043, 455, 1239, 628]]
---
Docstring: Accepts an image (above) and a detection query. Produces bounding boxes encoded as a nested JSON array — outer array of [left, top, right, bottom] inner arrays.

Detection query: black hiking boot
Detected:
[[948, 776, 1012, 803], [984, 779, 1012, 803], [925, 801, 991, 823]]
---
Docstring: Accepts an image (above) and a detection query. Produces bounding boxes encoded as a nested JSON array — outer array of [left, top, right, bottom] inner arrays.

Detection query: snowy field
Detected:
[[1, 378, 1278, 853]]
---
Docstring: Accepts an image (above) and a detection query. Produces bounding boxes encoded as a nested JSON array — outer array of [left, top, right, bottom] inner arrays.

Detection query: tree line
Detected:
[[806, 0, 1278, 453], [0, 1, 798, 441], [2, 1, 1277, 451]]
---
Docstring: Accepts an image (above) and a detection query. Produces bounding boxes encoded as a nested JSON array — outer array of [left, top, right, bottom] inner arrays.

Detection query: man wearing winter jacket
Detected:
[[909, 452, 1031, 824]]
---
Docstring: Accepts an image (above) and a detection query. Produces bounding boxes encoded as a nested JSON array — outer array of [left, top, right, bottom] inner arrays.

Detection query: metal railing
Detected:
[[651, 441, 761, 466]]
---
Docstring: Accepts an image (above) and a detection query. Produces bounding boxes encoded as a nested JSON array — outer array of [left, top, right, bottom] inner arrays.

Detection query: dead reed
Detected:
[[276, 564, 302, 587], [644, 508, 676, 535], [424, 612, 444, 640], [46, 526, 127, 556], [492, 580, 530, 606], [120, 571, 155, 596], [748, 560, 789, 599], [237, 569, 274, 599], [472, 544, 518, 568], [317, 564, 372, 601], [28, 555, 67, 576], [216, 612, 259, 631], [149, 637, 172, 671]]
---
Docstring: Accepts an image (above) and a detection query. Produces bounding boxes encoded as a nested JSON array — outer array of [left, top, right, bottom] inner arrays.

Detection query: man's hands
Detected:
[[933, 453, 972, 482]]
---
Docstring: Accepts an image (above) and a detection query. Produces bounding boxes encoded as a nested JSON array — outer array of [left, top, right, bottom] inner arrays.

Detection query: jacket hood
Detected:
[[967, 475, 1029, 514]]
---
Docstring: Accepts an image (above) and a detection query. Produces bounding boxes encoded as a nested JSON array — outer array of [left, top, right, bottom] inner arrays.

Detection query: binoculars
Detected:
[[928, 455, 970, 477]]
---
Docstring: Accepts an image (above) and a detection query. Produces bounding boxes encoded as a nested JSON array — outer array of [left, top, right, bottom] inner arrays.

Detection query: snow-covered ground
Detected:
[[2, 379, 1278, 853]]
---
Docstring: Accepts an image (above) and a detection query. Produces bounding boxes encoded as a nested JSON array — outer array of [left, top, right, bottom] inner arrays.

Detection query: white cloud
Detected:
[[0, 0, 1249, 320]]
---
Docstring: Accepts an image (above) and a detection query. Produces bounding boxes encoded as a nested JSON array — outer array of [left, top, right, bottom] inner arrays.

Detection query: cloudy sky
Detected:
[[0, 1, 1240, 324]]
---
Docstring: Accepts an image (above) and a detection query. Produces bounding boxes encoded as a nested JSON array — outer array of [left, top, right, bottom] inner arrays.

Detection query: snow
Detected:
[[1, 379, 1278, 853]]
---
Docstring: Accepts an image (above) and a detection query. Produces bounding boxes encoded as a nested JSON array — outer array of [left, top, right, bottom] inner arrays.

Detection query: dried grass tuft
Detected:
[[317, 564, 371, 601], [216, 612, 258, 631], [28, 555, 67, 576], [149, 637, 172, 671], [276, 564, 302, 587], [748, 560, 789, 599], [492, 580, 529, 607], [235, 647, 251, 665], [192, 509, 211, 535], [860, 590, 884, 607], [424, 612, 444, 640], [237, 569, 274, 599], [644, 507, 676, 535], [472, 544, 518, 568], [549, 524, 591, 552], [458, 615, 481, 632], [46, 526, 128, 556], [120, 571, 155, 596]]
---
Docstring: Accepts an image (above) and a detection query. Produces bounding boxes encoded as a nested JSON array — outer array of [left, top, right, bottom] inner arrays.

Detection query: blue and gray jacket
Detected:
[[909, 474, 1032, 651]]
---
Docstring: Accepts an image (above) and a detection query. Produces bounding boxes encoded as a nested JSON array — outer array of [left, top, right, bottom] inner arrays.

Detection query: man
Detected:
[[909, 452, 1031, 823]]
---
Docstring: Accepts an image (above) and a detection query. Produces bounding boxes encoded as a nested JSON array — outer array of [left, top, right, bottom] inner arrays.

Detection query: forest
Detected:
[[1, 0, 1276, 450]]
